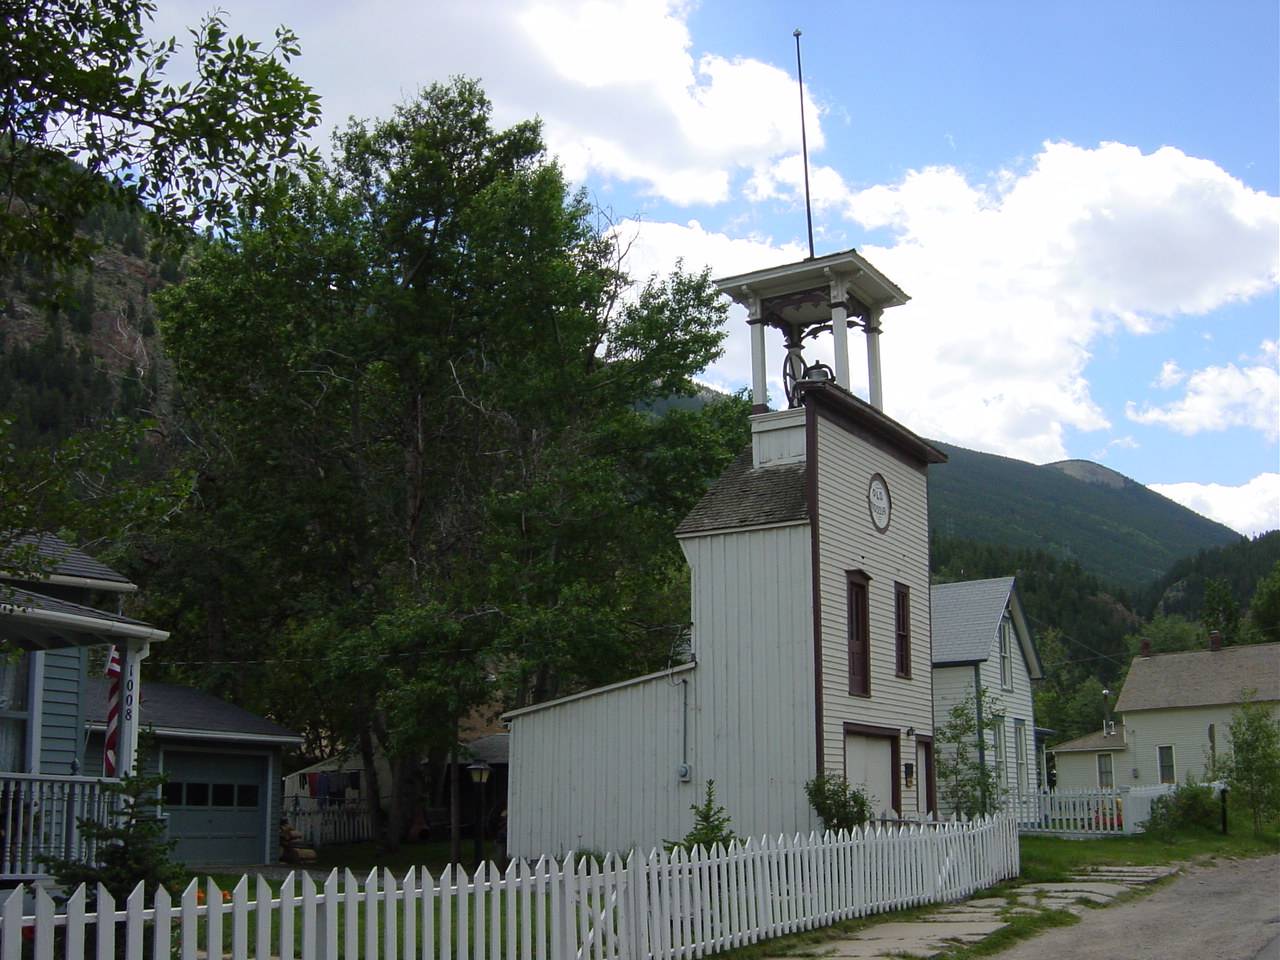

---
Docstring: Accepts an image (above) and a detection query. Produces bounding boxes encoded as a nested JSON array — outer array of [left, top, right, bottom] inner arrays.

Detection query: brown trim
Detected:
[[847, 569, 871, 697], [806, 399, 825, 775], [801, 381, 945, 469], [841, 721, 902, 815], [894, 581, 911, 678], [917, 735, 937, 815], [750, 403, 770, 414]]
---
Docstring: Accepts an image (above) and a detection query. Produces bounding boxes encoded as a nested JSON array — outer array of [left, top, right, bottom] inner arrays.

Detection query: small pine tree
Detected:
[[39, 766, 186, 906], [668, 780, 737, 851]]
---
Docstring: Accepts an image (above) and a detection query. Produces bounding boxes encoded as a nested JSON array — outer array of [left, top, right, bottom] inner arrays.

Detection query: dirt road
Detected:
[[992, 854, 1280, 960]]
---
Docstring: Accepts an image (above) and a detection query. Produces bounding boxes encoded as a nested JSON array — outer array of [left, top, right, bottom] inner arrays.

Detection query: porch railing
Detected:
[[0, 772, 121, 878]]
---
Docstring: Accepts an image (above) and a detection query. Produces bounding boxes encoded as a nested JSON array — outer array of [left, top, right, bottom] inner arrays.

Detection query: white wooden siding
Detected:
[[507, 667, 691, 859], [507, 522, 819, 858], [1052, 750, 1113, 790], [751, 408, 806, 466], [813, 414, 934, 815], [1121, 701, 1280, 788], [977, 634, 1036, 797]]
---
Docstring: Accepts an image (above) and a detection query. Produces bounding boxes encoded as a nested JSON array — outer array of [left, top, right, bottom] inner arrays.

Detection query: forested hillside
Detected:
[[1139, 530, 1280, 620], [927, 441, 1241, 590]]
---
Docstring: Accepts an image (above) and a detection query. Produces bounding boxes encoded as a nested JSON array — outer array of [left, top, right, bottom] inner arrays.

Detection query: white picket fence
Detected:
[[1006, 784, 1180, 836], [0, 815, 1018, 960], [289, 801, 376, 847]]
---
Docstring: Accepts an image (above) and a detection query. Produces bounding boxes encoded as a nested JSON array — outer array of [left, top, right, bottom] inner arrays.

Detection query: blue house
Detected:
[[0, 535, 299, 874]]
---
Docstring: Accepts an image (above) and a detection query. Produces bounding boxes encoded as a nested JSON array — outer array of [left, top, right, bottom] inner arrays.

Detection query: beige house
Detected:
[[504, 250, 946, 857], [1050, 640, 1280, 790], [931, 577, 1042, 802]]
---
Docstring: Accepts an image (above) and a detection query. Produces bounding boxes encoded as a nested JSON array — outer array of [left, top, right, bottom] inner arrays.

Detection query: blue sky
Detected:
[[151, 0, 1280, 535]]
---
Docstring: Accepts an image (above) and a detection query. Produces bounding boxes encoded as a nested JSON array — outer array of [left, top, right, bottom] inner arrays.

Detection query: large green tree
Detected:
[[1, 0, 320, 277], [151, 79, 747, 850]]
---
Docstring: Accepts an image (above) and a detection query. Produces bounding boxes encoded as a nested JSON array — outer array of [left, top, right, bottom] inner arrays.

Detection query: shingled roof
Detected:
[[1049, 728, 1128, 753], [931, 577, 1015, 664], [2, 533, 135, 591], [86, 679, 301, 744], [0, 586, 167, 648], [1114, 642, 1280, 713], [675, 448, 808, 537]]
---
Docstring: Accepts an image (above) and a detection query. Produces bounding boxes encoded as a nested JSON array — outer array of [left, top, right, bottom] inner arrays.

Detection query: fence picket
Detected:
[[0, 816, 1020, 960]]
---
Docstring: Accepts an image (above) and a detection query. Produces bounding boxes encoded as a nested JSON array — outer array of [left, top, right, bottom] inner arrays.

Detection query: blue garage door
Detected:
[[162, 751, 267, 866]]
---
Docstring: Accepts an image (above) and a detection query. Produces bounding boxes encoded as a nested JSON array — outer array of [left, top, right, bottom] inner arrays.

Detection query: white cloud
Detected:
[[149, 0, 818, 207], [618, 142, 1279, 461], [1126, 352, 1280, 441], [1154, 360, 1185, 389], [1091, 435, 1140, 460], [1149, 473, 1280, 537]]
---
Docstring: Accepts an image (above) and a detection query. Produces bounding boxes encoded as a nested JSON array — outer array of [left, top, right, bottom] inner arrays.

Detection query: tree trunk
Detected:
[[358, 728, 391, 850], [449, 744, 462, 866]]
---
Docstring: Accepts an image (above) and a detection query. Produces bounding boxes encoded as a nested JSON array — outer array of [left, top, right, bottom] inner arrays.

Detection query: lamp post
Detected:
[[467, 760, 491, 867]]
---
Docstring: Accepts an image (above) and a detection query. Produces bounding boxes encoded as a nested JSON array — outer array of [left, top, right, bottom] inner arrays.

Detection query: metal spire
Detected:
[[793, 28, 815, 260]]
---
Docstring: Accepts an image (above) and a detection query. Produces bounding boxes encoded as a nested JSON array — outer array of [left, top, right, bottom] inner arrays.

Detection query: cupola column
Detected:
[[866, 307, 884, 410], [828, 272, 851, 392], [744, 288, 769, 412]]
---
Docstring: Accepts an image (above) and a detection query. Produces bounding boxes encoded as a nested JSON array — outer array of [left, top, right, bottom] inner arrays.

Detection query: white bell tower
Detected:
[[714, 249, 909, 412]]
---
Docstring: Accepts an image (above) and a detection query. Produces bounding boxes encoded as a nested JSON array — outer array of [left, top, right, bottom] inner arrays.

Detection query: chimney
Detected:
[[1209, 630, 1222, 652], [1140, 637, 1152, 658]]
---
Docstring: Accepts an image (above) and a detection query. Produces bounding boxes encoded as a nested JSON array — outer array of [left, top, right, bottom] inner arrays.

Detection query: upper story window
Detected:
[[999, 618, 1013, 690], [991, 716, 1006, 783], [894, 583, 911, 678], [0, 654, 32, 772], [847, 570, 870, 697]]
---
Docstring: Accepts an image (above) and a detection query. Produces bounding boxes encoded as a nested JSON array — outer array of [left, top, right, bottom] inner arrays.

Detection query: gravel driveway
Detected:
[[992, 854, 1280, 960]]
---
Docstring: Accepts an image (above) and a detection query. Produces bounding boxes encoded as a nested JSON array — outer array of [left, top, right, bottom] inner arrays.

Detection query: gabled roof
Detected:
[[86, 679, 301, 745], [675, 448, 808, 537], [1115, 642, 1280, 713], [1049, 728, 1128, 753], [1, 533, 136, 592], [930, 577, 1042, 678], [0, 586, 167, 648]]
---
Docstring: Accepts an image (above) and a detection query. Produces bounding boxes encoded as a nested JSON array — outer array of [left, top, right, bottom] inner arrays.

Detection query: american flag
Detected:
[[103, 645, 121, 777]]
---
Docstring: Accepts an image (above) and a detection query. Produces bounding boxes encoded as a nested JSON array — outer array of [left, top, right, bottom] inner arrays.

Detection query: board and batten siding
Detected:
[[507, 521, 819, 859], [813, 413, 934, 815], [38, 647, 87, 775], [681, 522, 819, 840], [506, 666, 692, 859]]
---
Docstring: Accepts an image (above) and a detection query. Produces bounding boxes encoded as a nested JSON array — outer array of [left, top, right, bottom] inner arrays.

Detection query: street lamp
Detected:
[[467, 760, 491, 867]]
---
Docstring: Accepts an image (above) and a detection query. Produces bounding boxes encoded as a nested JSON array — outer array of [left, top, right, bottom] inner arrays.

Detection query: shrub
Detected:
[[1146, 781, 1218, 836], [804, 773, 872, 832]]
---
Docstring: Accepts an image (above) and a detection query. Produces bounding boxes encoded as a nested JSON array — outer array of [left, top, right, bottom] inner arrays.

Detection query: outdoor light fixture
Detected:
[[467, 760, 492, 784], [468, 760, 493, 868], [905, 727, 915, 738]]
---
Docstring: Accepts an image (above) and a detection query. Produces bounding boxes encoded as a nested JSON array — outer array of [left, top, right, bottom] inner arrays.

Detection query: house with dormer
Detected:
[[504, 250, 946, 858], [930, 577, 1042, 805]]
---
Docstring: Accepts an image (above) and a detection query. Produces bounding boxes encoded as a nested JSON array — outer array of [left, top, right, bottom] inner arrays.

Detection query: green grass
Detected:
[[1019, 823, 1280, 882], [929, 908, 1080, 959]]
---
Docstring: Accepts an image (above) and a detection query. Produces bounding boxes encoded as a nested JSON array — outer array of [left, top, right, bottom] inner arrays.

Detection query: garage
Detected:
[[84, 679, 302, 867], [162, 751, 269, 866], [844, 723, 901, 815]]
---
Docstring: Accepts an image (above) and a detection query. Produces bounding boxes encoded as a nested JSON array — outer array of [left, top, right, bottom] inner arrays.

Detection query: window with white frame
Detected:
[[0, 654, 32, 772], [1097, 752, 1114, 789], [991, 717, 1006, 784], [999, 619, 1013, 690], [1014, 718, 1028, 794], [1157, 745, 1176, 784]]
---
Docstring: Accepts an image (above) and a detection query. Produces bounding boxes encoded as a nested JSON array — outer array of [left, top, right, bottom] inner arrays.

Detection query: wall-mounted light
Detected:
[[906, 727, 915, 738]]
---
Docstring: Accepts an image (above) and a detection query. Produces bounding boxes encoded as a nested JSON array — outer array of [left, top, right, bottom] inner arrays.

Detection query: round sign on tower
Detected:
[[868, 473, 891, 532]]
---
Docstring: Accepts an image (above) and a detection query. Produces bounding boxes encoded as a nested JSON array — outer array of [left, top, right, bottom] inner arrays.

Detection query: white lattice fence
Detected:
[[0, 815, 1019, 960]]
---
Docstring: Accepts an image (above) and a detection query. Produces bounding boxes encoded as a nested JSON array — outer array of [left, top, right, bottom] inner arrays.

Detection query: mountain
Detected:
[[1138, 530, 1280, 620], [926, 442, 1241, 591]]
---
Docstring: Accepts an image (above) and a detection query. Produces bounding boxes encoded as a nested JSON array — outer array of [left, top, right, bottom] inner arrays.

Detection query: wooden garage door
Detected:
[[162, 751, 267, 866], [844, 733, 895, 816]]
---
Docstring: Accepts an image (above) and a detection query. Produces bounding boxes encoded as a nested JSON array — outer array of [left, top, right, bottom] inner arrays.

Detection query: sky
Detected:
[[151, 0, 1280, 536]]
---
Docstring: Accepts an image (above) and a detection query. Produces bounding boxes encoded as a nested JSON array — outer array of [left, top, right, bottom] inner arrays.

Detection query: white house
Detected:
[[1050, 638, 1280, 791], [930, 577, 1042, 803], [504, 249, 946, 858]]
